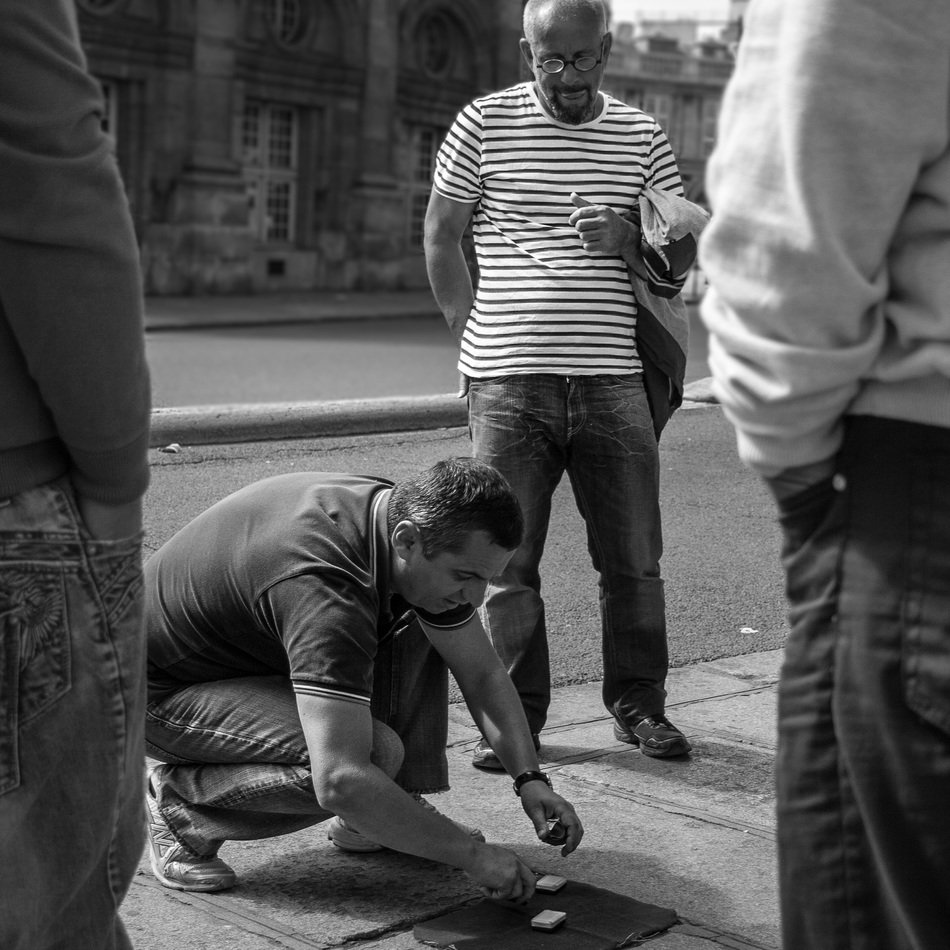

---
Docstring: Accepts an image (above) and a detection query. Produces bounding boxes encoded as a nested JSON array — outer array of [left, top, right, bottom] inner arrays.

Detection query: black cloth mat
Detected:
[[414, 880, 677, 949]]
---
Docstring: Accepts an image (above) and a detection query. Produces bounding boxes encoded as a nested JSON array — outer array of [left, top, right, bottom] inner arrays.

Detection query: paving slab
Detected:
[[125, 654, 781, 949], [433, 764, 779, 950], [125, 838, 479, 950], [653, 926, 774, 949]]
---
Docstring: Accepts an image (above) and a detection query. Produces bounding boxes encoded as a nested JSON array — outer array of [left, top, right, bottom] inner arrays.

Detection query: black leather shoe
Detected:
[[472, 734, 540, 771], [613, 715, 691, 758]]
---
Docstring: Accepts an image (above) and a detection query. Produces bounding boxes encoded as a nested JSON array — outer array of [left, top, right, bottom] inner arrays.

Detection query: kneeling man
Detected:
[[144, 458, 582, 902]]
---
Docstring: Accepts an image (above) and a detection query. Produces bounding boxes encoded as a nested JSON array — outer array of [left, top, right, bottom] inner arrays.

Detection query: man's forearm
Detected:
[[425, 240, 474, 343], [324, 765, 480, 866]]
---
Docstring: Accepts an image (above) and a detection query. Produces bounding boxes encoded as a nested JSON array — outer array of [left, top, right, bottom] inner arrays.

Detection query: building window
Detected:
[[643, 92, 673, 136], [262, 0, 305, 47], [416, 12, 453, 78], [242, 100, 298, 244], [625, 88, 645, 110], [97, 79, 118, 141], [77, 0, 127, 14], [407, 125, 444, 249]]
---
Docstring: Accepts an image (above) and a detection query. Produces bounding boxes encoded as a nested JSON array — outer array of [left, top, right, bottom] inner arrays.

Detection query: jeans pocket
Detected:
[[0, 563, 72, 795], [903, 602, 950, 736], [902, 465, 950, 736], [83, 533, 143, 629], [776, 476, 847, 621], [776, 477, 839, 560]]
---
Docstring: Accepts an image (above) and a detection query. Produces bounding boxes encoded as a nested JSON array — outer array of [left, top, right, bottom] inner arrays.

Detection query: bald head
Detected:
[[520, 0, 611, 124], [523, 0, 608, 45]]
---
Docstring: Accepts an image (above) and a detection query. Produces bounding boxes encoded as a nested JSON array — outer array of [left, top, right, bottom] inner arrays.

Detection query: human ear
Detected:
[[391, 520, 422, 560], [519, 37, 534, 71]]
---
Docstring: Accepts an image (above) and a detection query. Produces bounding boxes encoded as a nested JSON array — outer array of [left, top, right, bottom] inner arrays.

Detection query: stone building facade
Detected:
[[75, 0, 731, 296], [76, 0, 523, 295], [604, 28, 734, 203]]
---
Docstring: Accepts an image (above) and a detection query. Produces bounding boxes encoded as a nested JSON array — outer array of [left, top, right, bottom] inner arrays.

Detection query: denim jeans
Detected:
[[775, 415, 950, 950], [468, 373, 668, 734], [0, 478, 146, 950], [145, 612, 450, 857]]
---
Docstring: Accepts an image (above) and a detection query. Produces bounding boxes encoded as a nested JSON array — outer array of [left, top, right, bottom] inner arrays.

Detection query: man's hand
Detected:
[[465, 842, 538, 902], [77, 496, 143, 540], [569, 192, 640, 257], [517, 782, 584, 857]]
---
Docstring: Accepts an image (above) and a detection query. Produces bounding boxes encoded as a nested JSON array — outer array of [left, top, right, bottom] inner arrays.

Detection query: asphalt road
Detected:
[[146, 309, 711, 408], [144, 405, 787, 697], [146, 315, 460, 407]]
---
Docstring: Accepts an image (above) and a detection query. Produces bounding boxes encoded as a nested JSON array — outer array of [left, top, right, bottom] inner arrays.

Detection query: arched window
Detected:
[[262, 0, 306, 48], [416, 11, 452, 79], [77, 0, 127, 14]]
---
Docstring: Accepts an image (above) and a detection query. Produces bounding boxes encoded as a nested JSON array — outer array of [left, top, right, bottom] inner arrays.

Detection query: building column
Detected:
[[349, 0, 405, 288], [144, 0, 252, 294]]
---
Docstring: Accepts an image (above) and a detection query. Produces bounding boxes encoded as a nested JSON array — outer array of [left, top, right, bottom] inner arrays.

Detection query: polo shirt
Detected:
[[145, 472, 474, 703]]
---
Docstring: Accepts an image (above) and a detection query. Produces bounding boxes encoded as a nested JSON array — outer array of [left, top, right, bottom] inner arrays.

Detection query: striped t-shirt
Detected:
[[433, 82, 683, 378]]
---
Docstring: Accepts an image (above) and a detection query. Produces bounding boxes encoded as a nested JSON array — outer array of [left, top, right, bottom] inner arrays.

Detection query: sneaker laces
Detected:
[[639, 715, 677, 730], [147, 789, 183, 863]]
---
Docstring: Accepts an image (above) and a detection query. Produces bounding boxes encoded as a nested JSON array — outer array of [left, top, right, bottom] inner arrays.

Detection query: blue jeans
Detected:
[[0, 478, 146, 950], [145, 612, 450, 856], [468, 373, 668, 734], [775, 416, 950, 950]]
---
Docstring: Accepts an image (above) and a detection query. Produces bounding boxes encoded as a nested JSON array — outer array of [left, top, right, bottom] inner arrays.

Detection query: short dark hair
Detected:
[[387, 458, 524, 557]]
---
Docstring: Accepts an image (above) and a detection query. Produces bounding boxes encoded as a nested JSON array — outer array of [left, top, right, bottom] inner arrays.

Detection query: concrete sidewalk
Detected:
[[124, 651, 780, 950], [144, 289, 442, 332], [144, 283, 709, 334]]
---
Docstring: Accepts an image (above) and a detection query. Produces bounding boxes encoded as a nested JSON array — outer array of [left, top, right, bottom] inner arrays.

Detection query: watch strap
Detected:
[[512, 770, 551, 796]]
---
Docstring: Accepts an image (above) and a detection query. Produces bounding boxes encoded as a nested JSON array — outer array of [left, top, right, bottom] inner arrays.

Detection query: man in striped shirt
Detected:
[[425, 0, 691, 769]]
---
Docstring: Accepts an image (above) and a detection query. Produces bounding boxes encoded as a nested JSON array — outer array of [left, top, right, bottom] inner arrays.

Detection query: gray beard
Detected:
[[540, 87, 596, 125]]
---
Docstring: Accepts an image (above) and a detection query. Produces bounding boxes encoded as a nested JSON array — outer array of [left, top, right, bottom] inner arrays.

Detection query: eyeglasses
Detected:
[[534, 40, 604, 75]]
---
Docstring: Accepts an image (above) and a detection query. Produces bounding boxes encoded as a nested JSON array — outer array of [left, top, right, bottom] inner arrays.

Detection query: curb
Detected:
[[149, 393, 467, 448], [682, 376, 717, 404], [149, 380, 719, 449]]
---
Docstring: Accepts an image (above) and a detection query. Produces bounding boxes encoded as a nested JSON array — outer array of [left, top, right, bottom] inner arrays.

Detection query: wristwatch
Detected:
[[512, 770, 552, 797]]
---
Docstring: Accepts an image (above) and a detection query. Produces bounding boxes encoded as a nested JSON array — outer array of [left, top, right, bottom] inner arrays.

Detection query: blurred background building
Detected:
[[75, 0, 743, 296]]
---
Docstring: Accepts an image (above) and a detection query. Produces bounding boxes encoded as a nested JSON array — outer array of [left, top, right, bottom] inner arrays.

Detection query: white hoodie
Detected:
[[699, 0, 950, 477]]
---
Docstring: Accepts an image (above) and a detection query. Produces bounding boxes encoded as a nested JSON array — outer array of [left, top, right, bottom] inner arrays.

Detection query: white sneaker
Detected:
[[146, 768, 236, 892], [327, 793, 485, 853], [326, 815, 386, 852]]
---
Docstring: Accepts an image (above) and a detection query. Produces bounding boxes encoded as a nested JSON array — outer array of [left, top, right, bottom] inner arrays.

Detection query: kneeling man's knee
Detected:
[[370, 719, 404, 777]]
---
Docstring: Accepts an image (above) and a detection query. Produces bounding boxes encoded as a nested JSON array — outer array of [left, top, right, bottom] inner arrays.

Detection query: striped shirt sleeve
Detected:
[[433, 102, 484, 204]]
